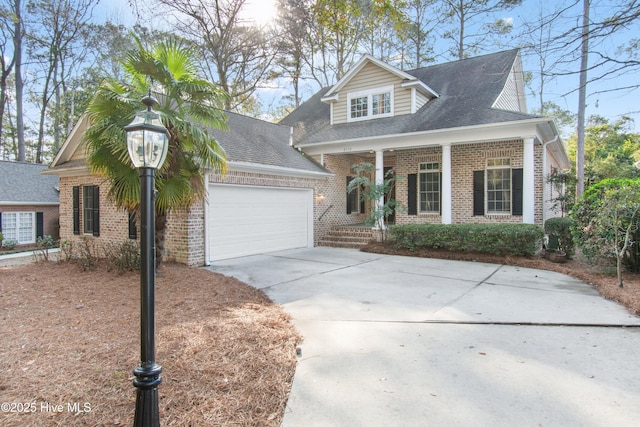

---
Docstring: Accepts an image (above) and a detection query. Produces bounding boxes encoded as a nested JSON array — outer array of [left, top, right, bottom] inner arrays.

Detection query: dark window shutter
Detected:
[[512, 168, 523, 216], [92, 186, 100, 236], [473, 171, 485, 216], [346, 176, 354, 214], [36, 212, 44, 239], [72, 186, 80, 235], [359, 184, 365, 214], [408, 174, 417, 215], [128, 211, 137, 239], [0, 212, 3, 232]]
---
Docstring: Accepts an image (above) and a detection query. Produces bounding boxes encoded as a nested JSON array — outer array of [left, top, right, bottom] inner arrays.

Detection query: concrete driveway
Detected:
[[208, 247, 640, 427]]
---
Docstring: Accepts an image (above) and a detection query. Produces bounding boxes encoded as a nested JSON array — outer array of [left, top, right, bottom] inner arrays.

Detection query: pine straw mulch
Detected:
[[0, 261, 300, 427], [361, 241, 640, 316]]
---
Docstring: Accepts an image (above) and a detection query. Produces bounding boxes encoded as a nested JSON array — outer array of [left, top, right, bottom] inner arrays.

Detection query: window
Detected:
[[74, 185, 100, 236], [419, 162, 441, 213], [1, 212, 35, 244], [372, 92, 391, 115], [350, 96, 368, 119], [346, 176, 362, 214], [128, 211, 138, 239], [347, 85, 393, 122], [486, 158, 511, 214], [83, 186, 95, 234]]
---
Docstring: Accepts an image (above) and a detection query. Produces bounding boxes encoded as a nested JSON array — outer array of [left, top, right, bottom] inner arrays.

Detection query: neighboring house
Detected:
[[46, 49, 570, 266], [0, 161, 60, 246]]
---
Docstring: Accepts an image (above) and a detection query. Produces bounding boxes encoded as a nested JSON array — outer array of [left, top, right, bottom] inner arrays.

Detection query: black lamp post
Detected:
[[125, 93, 169, 427]]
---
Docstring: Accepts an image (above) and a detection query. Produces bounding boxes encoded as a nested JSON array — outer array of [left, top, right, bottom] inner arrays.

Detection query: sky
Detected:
[[94, 0, 639, 134]]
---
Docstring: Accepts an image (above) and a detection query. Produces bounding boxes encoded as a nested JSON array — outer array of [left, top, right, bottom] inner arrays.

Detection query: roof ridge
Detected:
[[224, 109, 291, 129], [408, 48, 520, 74], [0, 160, 48, 167]]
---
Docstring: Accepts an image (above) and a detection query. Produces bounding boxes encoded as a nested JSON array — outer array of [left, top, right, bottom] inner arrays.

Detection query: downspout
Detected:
[[542, 136, 559, 225]]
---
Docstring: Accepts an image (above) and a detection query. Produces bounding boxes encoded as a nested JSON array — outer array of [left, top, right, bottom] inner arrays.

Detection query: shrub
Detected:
[[34, 235, 55, 262], [571, 178, 640, 274], [2, 239, 17, 250], [73, 238, 99, 271], [103, 240, 140, 271], [389, 223, 544, 257], [544, 217, 575, 258], [59, 240, 74, 262]]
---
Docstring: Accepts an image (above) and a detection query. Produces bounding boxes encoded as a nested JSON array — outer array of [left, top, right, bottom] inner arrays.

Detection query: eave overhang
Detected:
[[295, 117, 571, 170]]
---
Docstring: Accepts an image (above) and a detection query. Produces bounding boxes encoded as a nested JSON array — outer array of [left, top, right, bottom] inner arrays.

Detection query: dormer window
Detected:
[[347, 85, 394, 122]]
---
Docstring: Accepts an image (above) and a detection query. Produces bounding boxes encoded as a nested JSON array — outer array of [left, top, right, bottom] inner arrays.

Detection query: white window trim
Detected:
[[419, 162, 441, 214], [1, 211, 36, 245], [486, 157, 512, 215], [347, 85, 394, 123]]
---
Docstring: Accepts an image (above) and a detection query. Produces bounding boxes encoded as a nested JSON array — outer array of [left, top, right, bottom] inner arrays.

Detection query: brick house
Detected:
[[46, 49, 570, 266], [282, 49, 570, 240], [0, 161, 60, 246]]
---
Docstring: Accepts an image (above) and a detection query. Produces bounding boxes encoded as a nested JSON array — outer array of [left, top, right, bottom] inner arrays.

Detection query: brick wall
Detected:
[[314, 154, 371, 242], [58, 175, 132, 255], [164, 169, 326, 266], [61, 169, 327, 267], [391, 139, 546, 226], [395, 146, 443, 224]]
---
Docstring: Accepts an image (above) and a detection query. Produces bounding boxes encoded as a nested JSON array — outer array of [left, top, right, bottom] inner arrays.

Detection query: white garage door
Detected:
[[207, 184, 313, 261]]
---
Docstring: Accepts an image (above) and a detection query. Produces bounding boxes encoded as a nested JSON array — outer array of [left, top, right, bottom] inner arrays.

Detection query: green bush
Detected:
[[389, 223, 544, 257], [2, 239, 17, 250], [544, 217, 575, 258], [571, 178, 640, 273]]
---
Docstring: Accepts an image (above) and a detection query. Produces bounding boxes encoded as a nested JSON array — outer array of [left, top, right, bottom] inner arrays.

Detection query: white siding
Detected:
[[333, 62, 413, 124], [493, 56, 527, 113]]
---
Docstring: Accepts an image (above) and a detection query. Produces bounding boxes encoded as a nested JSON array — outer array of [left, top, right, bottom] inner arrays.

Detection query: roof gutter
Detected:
[[216, 161, 333, 178]]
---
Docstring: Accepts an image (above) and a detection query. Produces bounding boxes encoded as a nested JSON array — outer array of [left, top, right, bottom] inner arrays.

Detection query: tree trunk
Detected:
[[13, 0, 25, 161], [458, 0, 465, 60], [576, 0, 589, 197]]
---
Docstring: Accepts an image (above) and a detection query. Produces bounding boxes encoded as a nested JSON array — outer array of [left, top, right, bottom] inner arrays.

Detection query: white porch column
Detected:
[[375, 150, 385, 228], [523, 138, 535, 224], [441, 143, 452, 224]]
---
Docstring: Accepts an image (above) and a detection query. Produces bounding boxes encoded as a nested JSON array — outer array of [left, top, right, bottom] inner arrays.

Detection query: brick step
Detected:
[[318, 226, 375, 249], [328, 230, 375, 238], [319, 235, 372, 244], [318, 240, 367, 249]]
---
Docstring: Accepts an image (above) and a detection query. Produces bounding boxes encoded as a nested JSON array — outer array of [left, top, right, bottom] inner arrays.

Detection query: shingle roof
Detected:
[[210, 111, 327, 174], [281, 49, 538, 145], [47, 111, 328, 177], [0, 161, 60, 204]]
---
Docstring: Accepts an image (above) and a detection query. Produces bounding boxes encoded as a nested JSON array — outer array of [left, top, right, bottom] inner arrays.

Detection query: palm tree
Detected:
[[83, 36, 228, 267]]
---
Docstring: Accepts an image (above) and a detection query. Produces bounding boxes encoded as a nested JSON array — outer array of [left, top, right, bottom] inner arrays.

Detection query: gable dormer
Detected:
[[322, 55, 438, 125], [492, 52, 527, 113]]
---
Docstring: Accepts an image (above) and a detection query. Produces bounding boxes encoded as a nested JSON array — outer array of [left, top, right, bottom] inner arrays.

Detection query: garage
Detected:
[[207, 184, 314, 261]]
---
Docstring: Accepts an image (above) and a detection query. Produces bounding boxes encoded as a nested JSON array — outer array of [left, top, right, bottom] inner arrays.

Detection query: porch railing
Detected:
[[318, 204, 334, 221]]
